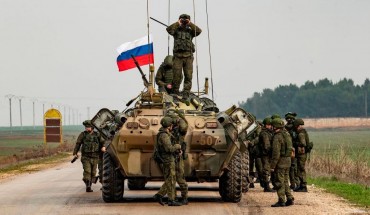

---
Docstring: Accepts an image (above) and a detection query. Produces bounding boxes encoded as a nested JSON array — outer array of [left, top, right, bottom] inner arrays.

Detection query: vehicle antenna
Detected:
[[205, 0, 215, 102], [192, 0, 200, 96], [167, 0, 171, 55]]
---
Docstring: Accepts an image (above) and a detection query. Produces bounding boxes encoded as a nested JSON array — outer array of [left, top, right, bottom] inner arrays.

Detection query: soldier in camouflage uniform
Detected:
[[73, 120, 106, 192], [270, 118, 295, 207], [166, 14, 202, 99], [292, 118, 309, 192], [258, 117, 274, 192], [153, 117, 182, 206], [285, 112, 300, 190], [155, 55, 177, 94], [166, 112, 189, 205], [248, 121, 262, 188]]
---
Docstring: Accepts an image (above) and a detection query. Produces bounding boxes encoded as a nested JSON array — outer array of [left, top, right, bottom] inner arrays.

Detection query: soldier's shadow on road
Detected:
[[117, 185, 223, 203], [119, 196, 223, 203]]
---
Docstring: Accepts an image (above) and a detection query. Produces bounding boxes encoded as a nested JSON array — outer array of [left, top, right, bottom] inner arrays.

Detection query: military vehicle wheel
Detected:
[[219, 151, 243, 202], [102, 153, 124, 202], [241, 150, 250, 193], [127, 178, 147, 190]]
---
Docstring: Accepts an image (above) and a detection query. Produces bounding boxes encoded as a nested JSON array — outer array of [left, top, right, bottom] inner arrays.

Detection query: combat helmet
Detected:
[[285, 112, 297, 122], [271, 118, 284, 129], [263, 117, 272, 125], [160, 117, 173, 128], [293, 118, 304, 127], [163, 55, 173, 68], [271, 114, 281, 119], [83, 120, 92, 127], [179, 14, 190, 20]]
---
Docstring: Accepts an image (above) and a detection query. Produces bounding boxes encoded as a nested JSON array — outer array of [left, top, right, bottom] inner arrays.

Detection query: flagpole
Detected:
[[146, 0, 155, 88]]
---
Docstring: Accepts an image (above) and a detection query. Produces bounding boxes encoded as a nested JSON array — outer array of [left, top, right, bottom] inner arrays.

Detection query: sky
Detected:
[[1, 0, 370, 127]]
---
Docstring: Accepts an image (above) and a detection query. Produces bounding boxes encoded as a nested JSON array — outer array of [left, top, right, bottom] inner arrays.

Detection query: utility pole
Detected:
[[63, 106, 66, 126], [87, 107, 90, 119], [72, 109, 75, 125], [68, 107, 71, 125], [365, 90, 368, 117], [15, 96, 24, 130], [31, 98, 38, 129], [5, 94, 15, 133]]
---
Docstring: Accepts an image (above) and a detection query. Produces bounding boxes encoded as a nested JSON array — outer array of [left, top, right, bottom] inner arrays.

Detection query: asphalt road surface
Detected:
[[0, 162, 245, 215], [1, 161, 366, 215]]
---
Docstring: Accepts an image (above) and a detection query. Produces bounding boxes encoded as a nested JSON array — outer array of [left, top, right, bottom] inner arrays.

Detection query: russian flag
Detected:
[[116, 34, 154, 72]]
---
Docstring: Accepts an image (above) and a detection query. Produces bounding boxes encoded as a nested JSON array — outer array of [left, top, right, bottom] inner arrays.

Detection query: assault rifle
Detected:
[[71, 155, 78, 163]]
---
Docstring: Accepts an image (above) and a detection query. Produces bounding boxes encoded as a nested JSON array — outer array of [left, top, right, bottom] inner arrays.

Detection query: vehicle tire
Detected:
[[127, 178, 147, 190], [219, 151, 243, 202], [241, 149, 250, 193], [102, 153, 124, 202]]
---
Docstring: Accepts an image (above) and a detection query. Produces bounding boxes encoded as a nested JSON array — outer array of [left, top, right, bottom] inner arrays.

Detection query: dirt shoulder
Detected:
[[0, 153, 71, 183], [241, 184, 369, 215]]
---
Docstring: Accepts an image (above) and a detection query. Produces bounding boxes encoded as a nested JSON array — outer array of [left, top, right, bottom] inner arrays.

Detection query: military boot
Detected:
[[249, 182, 255, 188], [285, 198, 295, 206], [294, 185, 308, 192], [263, 183, 275, 192], [271, 201, 286, 207], [153, 194, 164, 206], [290, 184, 297, 190], [168, 200, 182, 206], [182, 91, 190, 100], [181, 197, 188, 205], [85, 180, 93, 192]]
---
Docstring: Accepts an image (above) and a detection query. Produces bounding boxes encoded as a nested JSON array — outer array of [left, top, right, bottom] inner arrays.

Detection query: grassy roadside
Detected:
[[0, 152, 71, 178], [308, 177, 370, 208]]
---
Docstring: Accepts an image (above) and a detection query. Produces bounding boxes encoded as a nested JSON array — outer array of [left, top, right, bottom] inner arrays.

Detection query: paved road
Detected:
[[0, 162, 245, 215]]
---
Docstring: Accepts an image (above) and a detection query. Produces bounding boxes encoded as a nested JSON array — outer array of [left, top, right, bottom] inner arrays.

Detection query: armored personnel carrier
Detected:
[[91, 61, 258, 203]]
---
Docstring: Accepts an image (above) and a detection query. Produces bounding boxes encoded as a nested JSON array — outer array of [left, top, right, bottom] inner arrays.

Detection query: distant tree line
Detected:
[[239, 78, 370, 119]]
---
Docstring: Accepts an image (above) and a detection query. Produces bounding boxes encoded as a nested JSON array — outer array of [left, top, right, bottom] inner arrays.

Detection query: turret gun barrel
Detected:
[[131, 55, 150, 87]]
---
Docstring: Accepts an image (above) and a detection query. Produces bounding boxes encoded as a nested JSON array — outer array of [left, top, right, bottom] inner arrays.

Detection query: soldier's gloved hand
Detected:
[[174, 144, 181, 150]]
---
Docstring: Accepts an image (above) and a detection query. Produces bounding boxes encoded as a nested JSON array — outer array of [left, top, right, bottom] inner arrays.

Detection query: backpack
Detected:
[[152, 131, 166, 164]]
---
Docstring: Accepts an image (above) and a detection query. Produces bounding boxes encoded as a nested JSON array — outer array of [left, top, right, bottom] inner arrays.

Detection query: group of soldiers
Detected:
[[248, 112, 311, 207], [72, 13, 312, 207], [72, 112, 310, 207], [156, 14, 202, 99]]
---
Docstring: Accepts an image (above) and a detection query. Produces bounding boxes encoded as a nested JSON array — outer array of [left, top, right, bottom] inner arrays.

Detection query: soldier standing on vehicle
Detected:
[[153, 117, 182, 206], [155, 55, 177, 94], [292, 118, 310, 192], [270, 118, 295, 207], [167, 112, 189, 205], [166, 14, 202, 99], [73, 120, 106, 192], [258, 117, 274, 192], [285, 112, 299, 190]]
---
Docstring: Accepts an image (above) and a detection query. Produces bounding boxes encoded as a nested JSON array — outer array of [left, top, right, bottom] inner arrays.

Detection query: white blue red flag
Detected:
[[116, 34, 154, 72]]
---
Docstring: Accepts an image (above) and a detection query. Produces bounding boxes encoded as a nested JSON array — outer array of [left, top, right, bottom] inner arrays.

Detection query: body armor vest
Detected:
[[282, 131, 293, 157], [174, 29, 194, 53], [294, 129, 309, 147], [163, 67, 174, 84], [81, 132, 100, 155]]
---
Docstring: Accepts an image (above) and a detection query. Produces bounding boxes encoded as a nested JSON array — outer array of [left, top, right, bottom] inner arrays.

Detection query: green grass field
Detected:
[[0, 126, 81, 162], [308, 128, 370, 165], [308, 176, 370, 207]]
